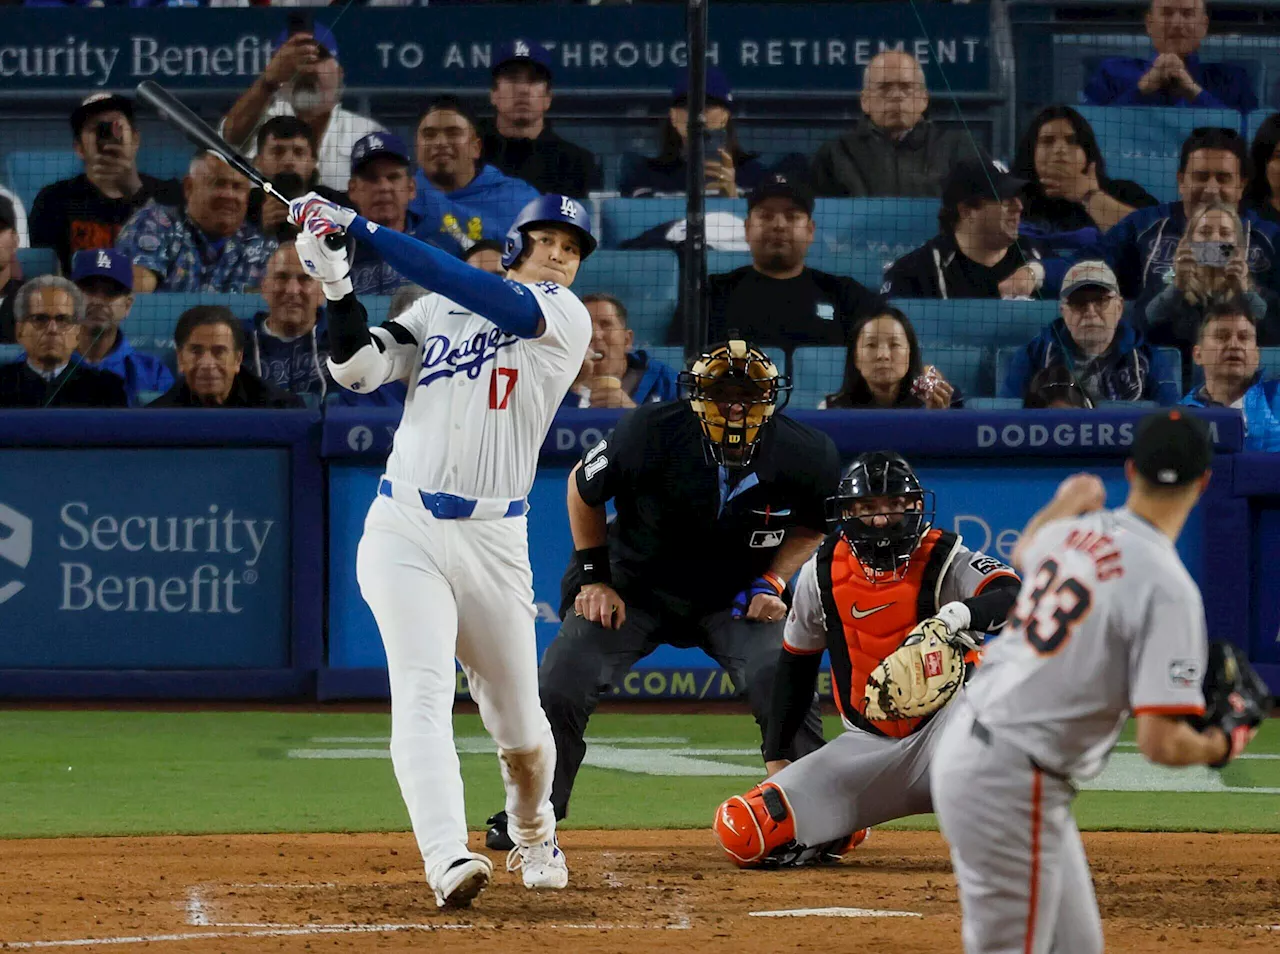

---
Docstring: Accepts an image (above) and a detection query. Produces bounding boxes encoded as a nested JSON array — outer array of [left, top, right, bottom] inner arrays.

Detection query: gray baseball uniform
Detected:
[[769, 534, 1017, 847], [931, 507, 1208, 954]]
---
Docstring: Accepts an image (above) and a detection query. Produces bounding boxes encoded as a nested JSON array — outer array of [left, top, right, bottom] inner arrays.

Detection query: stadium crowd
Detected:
[[1, 0, 1279, 447]]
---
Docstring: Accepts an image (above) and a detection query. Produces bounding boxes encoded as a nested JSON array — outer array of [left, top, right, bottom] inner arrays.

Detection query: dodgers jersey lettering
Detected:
[[964, 507, 1207, 782], [366, 280, 590, 500]]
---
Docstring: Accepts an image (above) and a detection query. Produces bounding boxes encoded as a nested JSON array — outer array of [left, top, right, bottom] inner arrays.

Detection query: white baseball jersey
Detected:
[[965, 507, 1207, 781], [333, 280, 590, 500]]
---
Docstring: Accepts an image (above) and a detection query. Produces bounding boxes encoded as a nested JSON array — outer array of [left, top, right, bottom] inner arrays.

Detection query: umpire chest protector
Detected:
[[817, 527, 963, 739]]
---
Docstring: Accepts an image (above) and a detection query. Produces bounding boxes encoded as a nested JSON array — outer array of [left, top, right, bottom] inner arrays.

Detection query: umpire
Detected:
[[487, 339, 839, 850]]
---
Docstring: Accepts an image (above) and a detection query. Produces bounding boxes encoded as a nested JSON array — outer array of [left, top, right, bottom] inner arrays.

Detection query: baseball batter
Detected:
[[714, 452, 1022, 867], [931, 410, 1263, 954], [289, 191, 596, 907]]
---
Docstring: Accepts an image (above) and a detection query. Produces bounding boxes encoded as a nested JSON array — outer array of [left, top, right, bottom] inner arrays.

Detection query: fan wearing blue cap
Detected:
[[70, 247, 173, 406], [346, 133, 420, 296], [220, 15, 384, 192], [476, 39, 599, 198], [620, 67, 768, 198]]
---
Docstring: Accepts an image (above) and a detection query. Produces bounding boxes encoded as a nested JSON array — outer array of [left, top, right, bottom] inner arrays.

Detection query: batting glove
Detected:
[[289, 192, 357, 237], [295, 229, 353, 300], [731, 572, 789, 620]]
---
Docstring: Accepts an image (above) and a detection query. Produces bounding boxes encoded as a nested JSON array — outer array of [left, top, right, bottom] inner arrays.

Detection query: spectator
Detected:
[[116, 152, 277, 293], [242, 241, 329, 403], [30, 93, 182, 273], [1083, 0, 1256, 110], [462, 239, 507, 276], [347, 133, 418, 296], [696, 174, 884, 348], [1001, 261, 1178, 406], [810, 51, 978, 199], [1245, 112, 1280, 227], [0, 185, 29, 251], [1092, 127, 1280, 302], [0, 198, 23, 343], [1023, 365, 1092, 409], [408, 96, 540, 257], [884, 157, 1058, 299], [1013, 105, 1159, 259], [1141, 202, 1279, 382], [619, 68, 767, 199], [248, 116, 347, 238], [0, 276, 127, 408], [1181, 297, 1280, 449], [221, 22, 384, 191], [149, 305, 304, 409], [566, 293, 679, 409], [478, 39, 598, 198], [824, 308, 962, 409], [71, 248, 173, 407]]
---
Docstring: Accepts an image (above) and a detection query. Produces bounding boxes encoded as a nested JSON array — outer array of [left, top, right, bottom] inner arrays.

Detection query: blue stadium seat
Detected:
[[138, 148, 193, 182], [364, 296, 392, 327], [705, 251, 751, 277], [966, 397, 1024, 411], [641, 346, 686, 373], [897, 299, 1057, 351], [0, 343, 24, 363], [16, 247, 58, 278], [1154, 346, 1183, 398], [994, 345, 1025, 399], [1075, 106, 1244, 204], [599, 198, 747, 249], [573, 249, 679, 348], [5, 150, 80, 211], [930, 344, 990, 399], [1260, 347, 1280, 378], [813, 198, 939, 258], [790, 346, 845, 409], [127, 293, 262, 350], [823, 249, 893, 289]]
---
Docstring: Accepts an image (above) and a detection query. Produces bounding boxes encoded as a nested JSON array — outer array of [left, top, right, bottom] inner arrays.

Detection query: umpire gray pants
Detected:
[[539, 602, 825, 820], [770, 700, 958, 847]]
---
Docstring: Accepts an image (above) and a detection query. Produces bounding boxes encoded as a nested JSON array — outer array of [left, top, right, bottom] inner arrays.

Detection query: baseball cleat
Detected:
[[484, 811, 515, 851], [506, 837, 569, 890], [430, 853, 493, 909]]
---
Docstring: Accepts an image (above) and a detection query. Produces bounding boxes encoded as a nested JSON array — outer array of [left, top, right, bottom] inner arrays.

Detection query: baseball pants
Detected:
[[931, 701, 1103, 954], [769, 699, 958, 847], [356, 494, 557, 882], [539, 602, 826, 819]]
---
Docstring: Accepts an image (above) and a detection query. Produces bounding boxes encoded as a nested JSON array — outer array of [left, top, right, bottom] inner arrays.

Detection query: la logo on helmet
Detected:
[[559, 197, 577, 218]]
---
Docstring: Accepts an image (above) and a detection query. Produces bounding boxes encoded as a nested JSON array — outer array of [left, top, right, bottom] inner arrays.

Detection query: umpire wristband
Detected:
[[575, 546, 612, 586]]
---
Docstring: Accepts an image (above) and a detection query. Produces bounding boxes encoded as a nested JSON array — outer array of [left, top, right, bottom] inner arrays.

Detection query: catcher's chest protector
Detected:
[[822, 530, 957, 739]]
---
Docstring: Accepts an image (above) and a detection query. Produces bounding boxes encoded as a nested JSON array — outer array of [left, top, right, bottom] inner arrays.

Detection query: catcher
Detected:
[[714, 450, 1022, 868]]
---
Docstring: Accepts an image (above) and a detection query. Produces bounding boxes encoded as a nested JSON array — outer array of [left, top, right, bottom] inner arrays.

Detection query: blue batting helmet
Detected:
[[501, 194, 597, 268]]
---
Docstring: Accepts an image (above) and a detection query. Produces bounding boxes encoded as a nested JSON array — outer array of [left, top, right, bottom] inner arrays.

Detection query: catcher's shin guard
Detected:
[[713, 782, 797, 867]]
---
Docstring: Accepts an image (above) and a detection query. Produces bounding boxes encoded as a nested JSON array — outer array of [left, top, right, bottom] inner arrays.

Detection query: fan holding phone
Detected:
[[1142, 201, 1280, 381]]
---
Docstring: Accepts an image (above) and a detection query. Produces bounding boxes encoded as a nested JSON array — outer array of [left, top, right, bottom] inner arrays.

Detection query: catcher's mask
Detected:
[[826, 451, 935, 582], [679, 339, 790, 468]]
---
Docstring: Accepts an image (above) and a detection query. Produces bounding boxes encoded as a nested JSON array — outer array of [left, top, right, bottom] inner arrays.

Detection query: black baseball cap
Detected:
[[942, 156, 1026, 208], [748, 174, 814, 216], [1132, 409, 1213, 487], [0, 196, 14, 231], [71, 93, 134, 137]]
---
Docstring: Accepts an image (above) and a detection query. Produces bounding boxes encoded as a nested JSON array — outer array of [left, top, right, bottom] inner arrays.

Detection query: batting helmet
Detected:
[[501, 194, 597, 268], [678, 339, 790, 468], [826, 451, 935, 581]]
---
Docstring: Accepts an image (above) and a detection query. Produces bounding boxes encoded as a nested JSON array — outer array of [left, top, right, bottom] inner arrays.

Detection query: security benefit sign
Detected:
[[0, 448, 290, 668]]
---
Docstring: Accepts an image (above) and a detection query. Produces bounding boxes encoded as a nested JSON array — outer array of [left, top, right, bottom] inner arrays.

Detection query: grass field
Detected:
[[2, 710, 1278, 839]]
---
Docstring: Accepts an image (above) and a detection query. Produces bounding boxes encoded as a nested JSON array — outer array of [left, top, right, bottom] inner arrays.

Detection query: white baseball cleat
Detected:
[[506, 837, 569, 890], [430, 852, 493, 909]]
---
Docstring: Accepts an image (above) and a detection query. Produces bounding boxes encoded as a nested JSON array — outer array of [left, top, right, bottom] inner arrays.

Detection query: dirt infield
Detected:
[[2, 830, 1278, 952]]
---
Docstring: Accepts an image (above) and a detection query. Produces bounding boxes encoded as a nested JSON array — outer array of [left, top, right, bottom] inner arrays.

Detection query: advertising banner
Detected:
[[0, 448, 291, 669], [0, 5, 992, 94]]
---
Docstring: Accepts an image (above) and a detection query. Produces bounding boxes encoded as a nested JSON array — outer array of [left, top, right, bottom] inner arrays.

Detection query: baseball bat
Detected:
[[135, 80, 345, 247]]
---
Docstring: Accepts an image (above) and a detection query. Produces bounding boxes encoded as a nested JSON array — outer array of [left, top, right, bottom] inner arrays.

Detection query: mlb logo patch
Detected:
[[1168, 658, 1200, 689], [924, 651, 944, 679], [749, 529, 786, 548], [816, 302, 835, 321]]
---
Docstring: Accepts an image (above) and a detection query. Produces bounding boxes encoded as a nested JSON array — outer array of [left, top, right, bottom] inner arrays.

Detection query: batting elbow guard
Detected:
[[327, 341, 389, 395], [731, 571, 791, 619]]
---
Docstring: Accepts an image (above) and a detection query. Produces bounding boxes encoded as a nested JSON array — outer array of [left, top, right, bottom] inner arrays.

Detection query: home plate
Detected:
[[750, 907, 923, 919]]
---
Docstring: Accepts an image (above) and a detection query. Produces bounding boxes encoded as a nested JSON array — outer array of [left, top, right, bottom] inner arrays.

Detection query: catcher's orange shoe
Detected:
[[713, 782, 797, 867]]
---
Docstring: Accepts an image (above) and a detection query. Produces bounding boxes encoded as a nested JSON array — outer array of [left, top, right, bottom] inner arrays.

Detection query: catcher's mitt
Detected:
[[864, 618, 966, 721], [1185, 641, 1273, 769]]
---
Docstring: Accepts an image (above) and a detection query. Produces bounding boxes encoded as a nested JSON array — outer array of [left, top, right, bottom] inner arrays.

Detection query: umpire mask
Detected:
[[680, 339, 789, 468], [826, 451, 935, 582]]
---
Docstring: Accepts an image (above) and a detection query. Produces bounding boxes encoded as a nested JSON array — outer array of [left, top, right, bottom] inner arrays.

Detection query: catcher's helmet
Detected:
[[678, 339, 790, 468], [826, 451, 934, 581], [501, 194, 597, 268]]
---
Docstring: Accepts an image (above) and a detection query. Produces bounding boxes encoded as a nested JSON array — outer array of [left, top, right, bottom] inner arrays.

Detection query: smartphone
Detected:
[[1191, 242, 1235, 267], [95, 119, 122, 147], [702, 127, 729, 158], [286, 12, 313, 37]]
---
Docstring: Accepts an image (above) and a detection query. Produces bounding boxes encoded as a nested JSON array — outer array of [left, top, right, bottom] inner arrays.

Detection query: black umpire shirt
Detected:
[[674, 265, 885, 348], [568, 401, 841, 621]]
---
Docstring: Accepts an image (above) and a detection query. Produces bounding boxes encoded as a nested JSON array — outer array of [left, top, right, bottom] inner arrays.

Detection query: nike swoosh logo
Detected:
[[850, 602, 894, 619], [447, 309, 470, 315]]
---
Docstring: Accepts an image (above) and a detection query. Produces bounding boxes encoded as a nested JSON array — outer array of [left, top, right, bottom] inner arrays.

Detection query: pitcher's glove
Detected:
[[863, 616, 967, 721], [1185, 640, 1272, 769]]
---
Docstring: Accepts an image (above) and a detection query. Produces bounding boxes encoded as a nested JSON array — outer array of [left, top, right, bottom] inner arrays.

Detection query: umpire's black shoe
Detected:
[[484, 811, 515, 851]]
